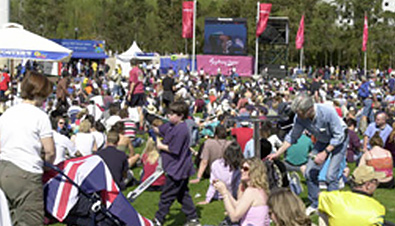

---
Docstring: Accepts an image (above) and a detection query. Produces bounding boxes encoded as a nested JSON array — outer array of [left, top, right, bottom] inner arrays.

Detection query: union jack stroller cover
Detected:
[[43, 155, 153, 226]]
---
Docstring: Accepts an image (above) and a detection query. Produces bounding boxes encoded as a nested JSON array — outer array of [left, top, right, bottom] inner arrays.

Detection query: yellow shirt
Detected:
[[92, 62, 98, 72], [318, 191, 385, 226]]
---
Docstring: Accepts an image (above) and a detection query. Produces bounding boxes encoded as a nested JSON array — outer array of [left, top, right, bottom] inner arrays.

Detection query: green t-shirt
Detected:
[[285, 134, 313, 166]]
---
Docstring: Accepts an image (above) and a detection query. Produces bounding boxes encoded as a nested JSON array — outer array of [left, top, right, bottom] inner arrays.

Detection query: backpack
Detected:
[[264, 160, 289, 190], [358, 81, 370, 98]]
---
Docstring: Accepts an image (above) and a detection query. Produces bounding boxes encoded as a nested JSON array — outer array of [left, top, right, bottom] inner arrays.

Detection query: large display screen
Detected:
[[203, 18, 248, 56]]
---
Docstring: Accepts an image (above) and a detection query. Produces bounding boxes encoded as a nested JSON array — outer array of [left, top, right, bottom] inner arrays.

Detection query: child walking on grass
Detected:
[[152, 101, 201, 226]]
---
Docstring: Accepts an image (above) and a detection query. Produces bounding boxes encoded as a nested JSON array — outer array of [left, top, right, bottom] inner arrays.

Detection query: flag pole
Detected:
[[364, 12, 367, 76], [254, 2, 260, 76], [185, 39, 188, 55], [364, 50, 367, 76], [300, 47, 303, 72], [191, 0, 197, 73]]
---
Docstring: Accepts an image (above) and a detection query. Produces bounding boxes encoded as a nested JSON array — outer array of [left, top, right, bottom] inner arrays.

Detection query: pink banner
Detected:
[[182, 1, 194, 39], [362, 14, 368, 52], [296, 15, 305, 50], [197, 55, 253, 76], [256, 3, 272, 37]]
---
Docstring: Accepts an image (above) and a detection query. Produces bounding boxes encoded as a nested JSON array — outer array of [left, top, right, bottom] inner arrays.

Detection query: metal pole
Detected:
[[254, 2, 260, 76], [185, 39, 188, 55], [191, 0, 197, 72], [300, 47, 304, 72], [364, 51, 367, 76], [253, 121, 261, 159]]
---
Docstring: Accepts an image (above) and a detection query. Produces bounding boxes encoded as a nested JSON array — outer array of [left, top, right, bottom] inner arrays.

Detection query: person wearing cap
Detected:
[[267, 92, 348, 215], [318, 165, 390, 226]]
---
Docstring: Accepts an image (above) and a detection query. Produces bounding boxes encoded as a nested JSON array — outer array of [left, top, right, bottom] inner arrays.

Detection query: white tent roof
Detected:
[[117, 41, 142, 62], [0, 23, 72, 61]]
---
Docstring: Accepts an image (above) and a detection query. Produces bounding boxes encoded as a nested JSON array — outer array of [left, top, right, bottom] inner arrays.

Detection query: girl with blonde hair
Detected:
[[268, 188, 312, 226], [214, 157, 270, 226], [72, 119, 97, 156], [140, 138, 166, 191]]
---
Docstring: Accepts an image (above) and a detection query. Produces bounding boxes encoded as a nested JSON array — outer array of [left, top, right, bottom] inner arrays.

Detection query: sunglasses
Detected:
[[58, 122, 65, 125], [241, 166, 250, 172]]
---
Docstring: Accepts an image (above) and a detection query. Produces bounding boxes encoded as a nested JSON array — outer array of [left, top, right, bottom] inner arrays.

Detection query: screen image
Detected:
[[203, 18, 248, 55]]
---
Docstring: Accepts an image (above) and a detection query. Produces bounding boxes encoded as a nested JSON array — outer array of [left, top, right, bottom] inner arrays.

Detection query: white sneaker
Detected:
[[305, 206, 317, 216], [338, 177, 345, 189], [319, 181, 328, 190]]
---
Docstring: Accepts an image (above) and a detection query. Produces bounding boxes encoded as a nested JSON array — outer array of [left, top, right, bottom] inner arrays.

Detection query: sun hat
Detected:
[[351, 165, 386, 184]]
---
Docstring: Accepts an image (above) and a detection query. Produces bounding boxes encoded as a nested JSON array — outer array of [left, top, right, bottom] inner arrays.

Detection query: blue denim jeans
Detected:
[[304, 137, 348, 208], [112, 84, 123, 97], [357, 98, 374, 127]]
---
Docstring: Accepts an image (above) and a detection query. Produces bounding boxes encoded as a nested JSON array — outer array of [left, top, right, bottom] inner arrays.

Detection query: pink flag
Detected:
[[296, 15, 305, 49], [256, 3, 272, 37], [182, 1, 194, 39], [362, 14, 368, 52]]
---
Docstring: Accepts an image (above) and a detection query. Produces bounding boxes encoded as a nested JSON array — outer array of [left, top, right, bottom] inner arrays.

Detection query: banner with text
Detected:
[[182, 1, 194, 39], [256, 3, 272, 37], [197, 55, 253, 76], [52, 39, 107, 59]]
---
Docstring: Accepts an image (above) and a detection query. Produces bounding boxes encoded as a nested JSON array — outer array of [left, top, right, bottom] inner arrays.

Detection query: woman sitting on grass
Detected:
[[213, 157, 270, 226], [198, 141, 244, 205], [359, 131, 394, 189], [72, 119, 97, 156]]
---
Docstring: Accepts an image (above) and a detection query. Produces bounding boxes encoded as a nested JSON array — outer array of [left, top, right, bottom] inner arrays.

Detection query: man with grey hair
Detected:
[[268, 92, 348, 215], [290, 93, 315, 117]]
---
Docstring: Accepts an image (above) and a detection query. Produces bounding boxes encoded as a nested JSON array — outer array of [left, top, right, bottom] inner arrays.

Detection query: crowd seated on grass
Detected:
[[1, 62, 395, 225]]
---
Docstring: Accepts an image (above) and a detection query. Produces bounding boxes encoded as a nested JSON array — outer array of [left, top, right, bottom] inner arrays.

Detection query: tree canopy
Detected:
[[10, 0, 395, 68]]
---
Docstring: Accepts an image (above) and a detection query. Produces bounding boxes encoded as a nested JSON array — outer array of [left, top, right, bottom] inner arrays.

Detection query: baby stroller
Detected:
[[43, 155, 153, 226]]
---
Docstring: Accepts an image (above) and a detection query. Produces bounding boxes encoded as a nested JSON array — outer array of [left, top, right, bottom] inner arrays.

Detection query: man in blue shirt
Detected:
[[363, 112, 392, 152], [268, 93, 348, 215]]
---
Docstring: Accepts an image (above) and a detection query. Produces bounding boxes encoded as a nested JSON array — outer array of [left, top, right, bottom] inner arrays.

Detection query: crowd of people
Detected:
[[0, 58, 394, 226]]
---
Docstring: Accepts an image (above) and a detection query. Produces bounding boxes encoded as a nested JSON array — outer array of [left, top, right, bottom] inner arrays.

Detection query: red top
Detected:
[[129, 67, 144, 94], [231, 127, 253, 152], [141, 153, 166, 186], [335, 107, 343, 118], [366, 152, 393, 178], [0, 72, 10, 91]]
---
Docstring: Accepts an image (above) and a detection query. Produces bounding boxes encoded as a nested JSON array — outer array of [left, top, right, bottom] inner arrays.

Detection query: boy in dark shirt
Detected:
[[96, 131, 129, 190], [153, 101, 200, 226]]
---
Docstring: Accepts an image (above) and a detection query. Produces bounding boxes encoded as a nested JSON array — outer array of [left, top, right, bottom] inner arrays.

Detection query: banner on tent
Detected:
[[0, 49, 70, 61], [52, 39, 107, 59], [197, 55, 253, 76]]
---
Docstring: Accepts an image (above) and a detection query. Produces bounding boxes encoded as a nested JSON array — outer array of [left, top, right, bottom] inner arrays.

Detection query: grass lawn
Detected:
[[126, 163, 395, 226], [50, 134, 395, 226]]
